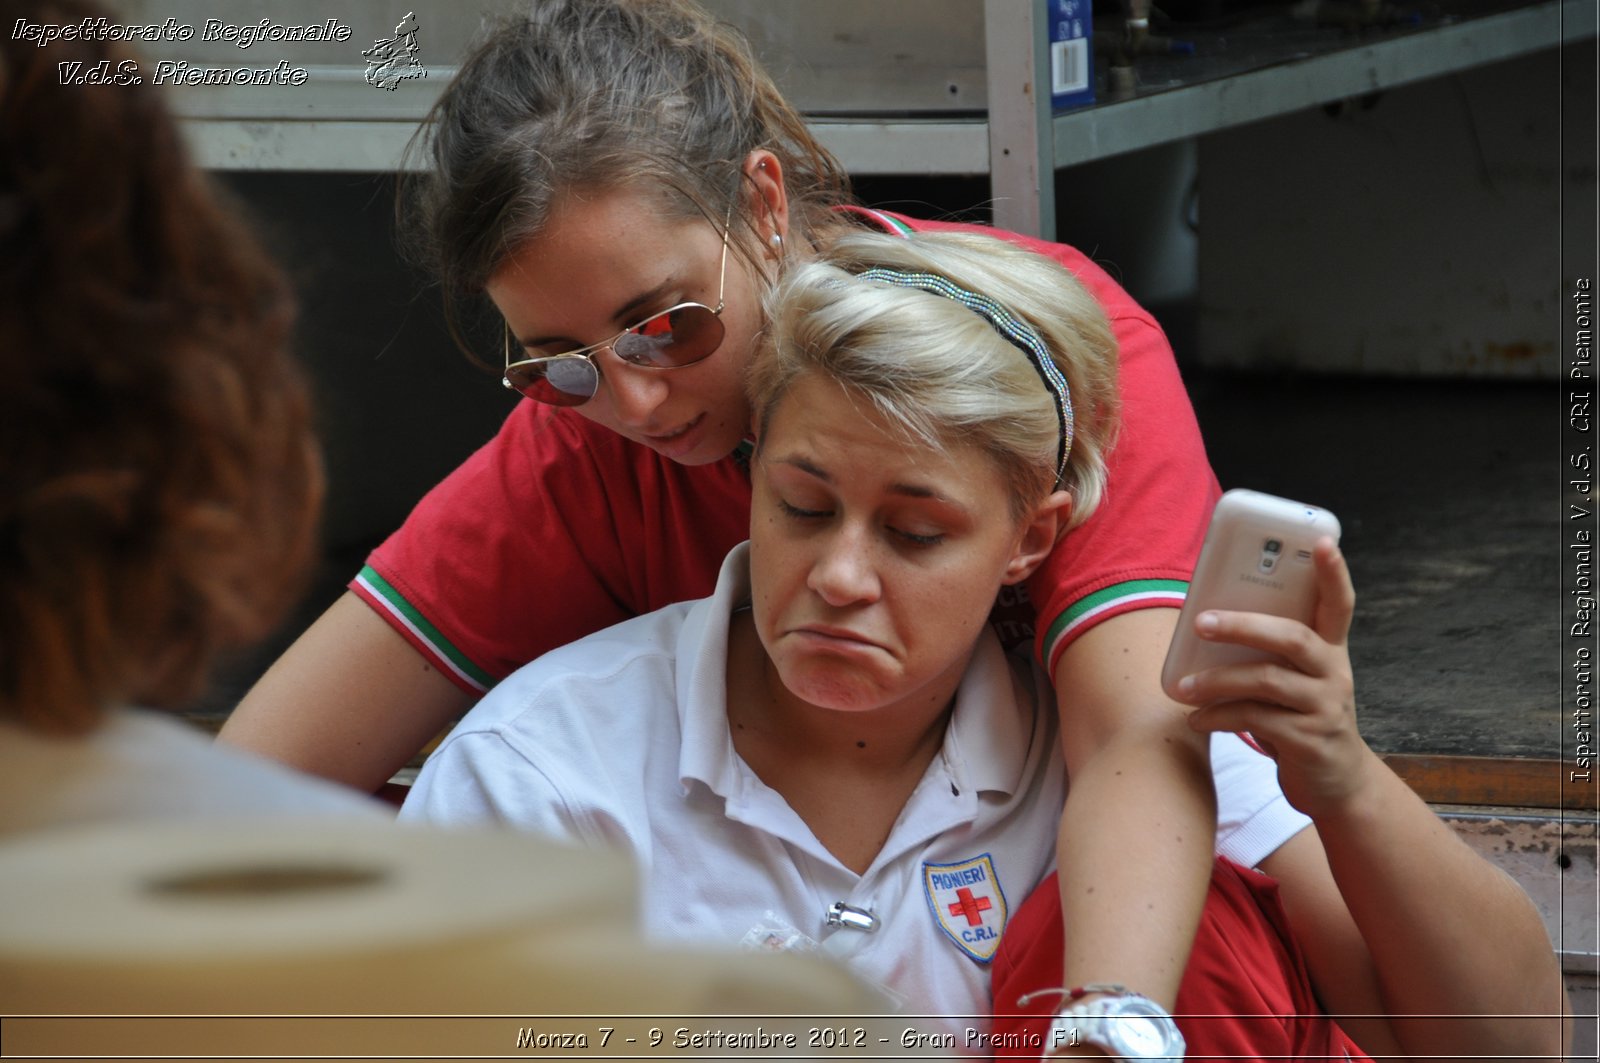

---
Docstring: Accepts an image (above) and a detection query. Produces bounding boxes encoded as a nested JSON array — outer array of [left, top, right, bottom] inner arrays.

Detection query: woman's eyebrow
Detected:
[[774, 455, 832, 482], [611, 280, 678, 326], [773, 456, 955, 504]]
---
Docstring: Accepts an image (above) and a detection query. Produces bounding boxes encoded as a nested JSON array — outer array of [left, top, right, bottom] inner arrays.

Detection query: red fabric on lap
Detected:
[[991, 858, 1371, 1061]]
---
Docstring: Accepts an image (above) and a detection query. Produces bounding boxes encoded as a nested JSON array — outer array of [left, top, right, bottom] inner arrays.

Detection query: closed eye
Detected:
[[777, 499, 830, 520], [892, 527, 944, 547]]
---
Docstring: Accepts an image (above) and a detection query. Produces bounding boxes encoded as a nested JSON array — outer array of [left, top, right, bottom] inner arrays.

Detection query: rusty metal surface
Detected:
[[1441, 809, 1598, 1059], [1443, 809, 1599, 968]]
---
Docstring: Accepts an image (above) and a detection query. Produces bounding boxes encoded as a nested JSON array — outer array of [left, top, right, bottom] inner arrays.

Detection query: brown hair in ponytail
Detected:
[[402, 0, 853, 358]]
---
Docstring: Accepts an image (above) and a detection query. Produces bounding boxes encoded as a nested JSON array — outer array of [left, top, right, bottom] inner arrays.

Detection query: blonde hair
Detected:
[[750, 230, 1120, 526]]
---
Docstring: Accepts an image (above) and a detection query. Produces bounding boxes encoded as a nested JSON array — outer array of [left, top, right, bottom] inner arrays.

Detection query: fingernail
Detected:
[[1177, 675, 1196, 698], [1197, 613, 1219, 636]]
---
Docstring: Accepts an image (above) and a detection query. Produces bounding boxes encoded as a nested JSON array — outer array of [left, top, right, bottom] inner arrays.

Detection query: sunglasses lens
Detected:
[[502, 303, 722, 406], [612, 305, 723, 368], [504, 357, 598, 407]]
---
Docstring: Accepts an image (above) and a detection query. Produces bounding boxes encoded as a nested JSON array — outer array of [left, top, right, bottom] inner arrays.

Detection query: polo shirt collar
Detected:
[[674, 543, 1038, 801], [940, 629, 1035, 798], [674, 543, 751, 798]]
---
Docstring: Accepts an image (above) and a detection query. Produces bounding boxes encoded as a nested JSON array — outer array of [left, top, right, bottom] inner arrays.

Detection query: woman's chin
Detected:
[[776, 667, 891, 715]]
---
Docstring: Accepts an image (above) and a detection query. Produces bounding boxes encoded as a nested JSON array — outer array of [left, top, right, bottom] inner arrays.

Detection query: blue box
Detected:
[[1048, 0, 1095, 111]]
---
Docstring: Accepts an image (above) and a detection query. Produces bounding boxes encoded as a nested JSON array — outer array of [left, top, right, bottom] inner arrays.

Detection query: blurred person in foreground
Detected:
[[0, 0, 385, 833]]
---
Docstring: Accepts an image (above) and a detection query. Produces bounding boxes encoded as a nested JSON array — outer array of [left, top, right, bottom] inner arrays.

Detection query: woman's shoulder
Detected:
[[408, 598, 707, 828], [0, 710, 388, 836], [439, 544, 750, 770], [856, 209, 1155, 326], [442, 593, 708, 769]]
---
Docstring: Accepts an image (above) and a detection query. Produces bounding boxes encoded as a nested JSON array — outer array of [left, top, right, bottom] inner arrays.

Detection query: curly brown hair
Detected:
[[0, 0, 323, 734]]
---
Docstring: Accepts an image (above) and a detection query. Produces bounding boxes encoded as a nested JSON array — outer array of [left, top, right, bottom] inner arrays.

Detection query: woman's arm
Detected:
[[218, 591, 473, 792], [1254, 828, 1396, 1055], [1050, 608, 1218, 1038], [219, 403, 752, 792], [1183, 541, 1567, 1058], [1306, 757, 1566, 1057]]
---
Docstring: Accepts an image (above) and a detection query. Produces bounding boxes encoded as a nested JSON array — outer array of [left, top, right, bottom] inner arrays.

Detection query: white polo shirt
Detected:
[[402, 544, 1308, 1034]]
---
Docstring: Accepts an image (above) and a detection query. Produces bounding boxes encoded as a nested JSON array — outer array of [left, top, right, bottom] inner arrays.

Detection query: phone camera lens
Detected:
[[1264, 539, 1282, 554]]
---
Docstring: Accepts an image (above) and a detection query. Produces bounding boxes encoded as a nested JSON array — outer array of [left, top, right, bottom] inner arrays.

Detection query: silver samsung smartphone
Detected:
[[1160, 489, 1342, 700]]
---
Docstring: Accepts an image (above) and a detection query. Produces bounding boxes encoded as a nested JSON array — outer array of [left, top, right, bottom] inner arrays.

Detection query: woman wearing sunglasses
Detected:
[[400, 229, 1562, 1057], [220, 0, 1333, 1034]]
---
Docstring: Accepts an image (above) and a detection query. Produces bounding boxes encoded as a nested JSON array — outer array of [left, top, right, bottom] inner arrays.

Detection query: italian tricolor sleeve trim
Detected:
[[352, 565, 496, 694], [852, 207, 917, 237], [1040, 578, 1189, 678]]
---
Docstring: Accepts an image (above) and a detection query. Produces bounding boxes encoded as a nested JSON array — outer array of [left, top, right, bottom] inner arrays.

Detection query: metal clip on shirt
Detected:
[[825, 901, 878, 933]]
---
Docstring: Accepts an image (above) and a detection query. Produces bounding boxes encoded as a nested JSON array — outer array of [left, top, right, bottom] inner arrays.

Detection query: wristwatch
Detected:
[[1042, 985, 1185, 1061]]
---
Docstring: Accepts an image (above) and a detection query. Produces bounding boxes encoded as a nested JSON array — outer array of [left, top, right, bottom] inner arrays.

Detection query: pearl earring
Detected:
[[769, 232, 783, 251]]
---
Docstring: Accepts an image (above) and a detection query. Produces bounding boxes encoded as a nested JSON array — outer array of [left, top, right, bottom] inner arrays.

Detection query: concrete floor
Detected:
[[1189, 369, 1561, 759], [1161, 370, 1596, 1057]]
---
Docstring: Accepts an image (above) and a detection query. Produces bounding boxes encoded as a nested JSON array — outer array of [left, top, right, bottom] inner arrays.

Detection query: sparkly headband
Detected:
[[853, 267, 1074, 487]]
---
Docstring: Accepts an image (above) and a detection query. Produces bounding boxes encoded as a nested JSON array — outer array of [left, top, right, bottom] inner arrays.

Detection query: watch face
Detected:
[[1116, 1014, 1171, 1055], [1091, 997, 1183, 1058]]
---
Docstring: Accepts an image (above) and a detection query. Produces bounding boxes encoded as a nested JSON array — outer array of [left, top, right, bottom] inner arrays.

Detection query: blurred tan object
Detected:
[[0, 821, 883, 1030]]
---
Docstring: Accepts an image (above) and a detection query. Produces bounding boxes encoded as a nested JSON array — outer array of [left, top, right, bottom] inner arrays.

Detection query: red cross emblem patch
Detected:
[[923, 854, 1008, 963]]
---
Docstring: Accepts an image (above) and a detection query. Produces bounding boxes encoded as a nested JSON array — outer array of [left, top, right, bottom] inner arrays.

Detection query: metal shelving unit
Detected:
[[168, 0, 1593, 238], [981, 0, 1594, 234]]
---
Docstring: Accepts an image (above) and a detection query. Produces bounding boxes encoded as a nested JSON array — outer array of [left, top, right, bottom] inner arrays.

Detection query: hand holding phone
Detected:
[[1165, 493, 1373, 818], [1161, 489, 1342, 701]]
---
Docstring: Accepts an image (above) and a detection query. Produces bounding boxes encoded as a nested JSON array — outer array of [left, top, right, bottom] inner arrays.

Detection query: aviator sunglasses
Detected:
[[502, 212, 731, 407]]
